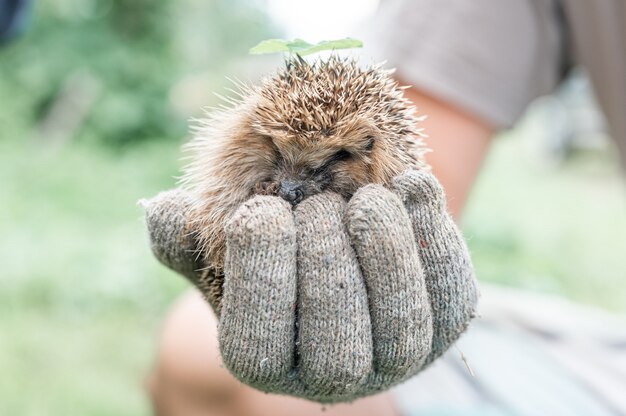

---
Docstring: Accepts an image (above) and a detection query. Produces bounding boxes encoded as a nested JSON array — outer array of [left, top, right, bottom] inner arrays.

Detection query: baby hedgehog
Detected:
[[182, 55, 427, 299]]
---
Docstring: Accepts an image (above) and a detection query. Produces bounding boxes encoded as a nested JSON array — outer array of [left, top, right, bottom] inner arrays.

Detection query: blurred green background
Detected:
[[1, 0, 625, 414]]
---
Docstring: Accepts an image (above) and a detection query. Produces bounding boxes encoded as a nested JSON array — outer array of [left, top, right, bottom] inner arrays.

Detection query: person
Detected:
[[146, 0, 626, 414]]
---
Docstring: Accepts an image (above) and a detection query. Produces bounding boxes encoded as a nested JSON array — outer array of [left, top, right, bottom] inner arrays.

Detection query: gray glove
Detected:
[[143, 170, 478, 403]]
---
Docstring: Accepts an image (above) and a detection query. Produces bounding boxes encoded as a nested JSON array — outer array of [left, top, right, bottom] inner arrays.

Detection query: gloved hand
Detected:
[[143, 170, 478, 403]]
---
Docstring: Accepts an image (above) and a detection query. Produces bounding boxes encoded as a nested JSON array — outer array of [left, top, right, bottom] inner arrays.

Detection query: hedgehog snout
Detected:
[[277, 180, 304, 205]]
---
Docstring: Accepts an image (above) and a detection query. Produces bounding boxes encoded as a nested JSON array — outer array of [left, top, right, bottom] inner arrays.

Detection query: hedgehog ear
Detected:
[[364, 136, 375, 151]]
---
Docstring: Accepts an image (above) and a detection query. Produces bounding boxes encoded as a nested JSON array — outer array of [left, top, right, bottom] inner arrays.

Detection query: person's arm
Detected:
[[403, 87, 496, 219]]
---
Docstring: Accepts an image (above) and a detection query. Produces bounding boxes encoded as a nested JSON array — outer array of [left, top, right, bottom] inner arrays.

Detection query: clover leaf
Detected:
[[250, 38, 363, 56]]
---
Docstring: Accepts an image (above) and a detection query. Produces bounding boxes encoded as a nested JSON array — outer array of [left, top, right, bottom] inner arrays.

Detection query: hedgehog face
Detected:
[[253, 120, 378, 204]]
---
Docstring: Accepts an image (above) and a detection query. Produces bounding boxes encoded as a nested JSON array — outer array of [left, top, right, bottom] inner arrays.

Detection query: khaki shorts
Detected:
[[366, 0, 626, 166]]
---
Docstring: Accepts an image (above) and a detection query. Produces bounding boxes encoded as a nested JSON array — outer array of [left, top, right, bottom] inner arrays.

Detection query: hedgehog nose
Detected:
[[278, 181, 304, 205]]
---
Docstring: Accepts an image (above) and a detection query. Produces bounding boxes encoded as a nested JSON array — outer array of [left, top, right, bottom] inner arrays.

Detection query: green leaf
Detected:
[[249, 38, 363, 56], [249, 39, 292, 54], [285, 38, 315, 53], [298, 38, 363, 56]]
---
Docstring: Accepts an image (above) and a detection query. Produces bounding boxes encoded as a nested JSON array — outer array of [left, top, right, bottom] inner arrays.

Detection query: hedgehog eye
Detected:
[[332, 149, 352, 162], [311, 149, 352, 177], [364, 136, 375, 151]]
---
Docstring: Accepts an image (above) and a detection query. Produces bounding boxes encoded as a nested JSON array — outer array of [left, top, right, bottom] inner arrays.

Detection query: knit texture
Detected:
[[143, 190, 224, 314], [143, 170, 478, 403]]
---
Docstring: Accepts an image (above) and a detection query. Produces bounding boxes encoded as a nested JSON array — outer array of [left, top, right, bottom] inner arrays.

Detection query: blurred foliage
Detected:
[[463, 130, 626, 310], [0, 139, 185, 415], [0, 0, 275, 148]]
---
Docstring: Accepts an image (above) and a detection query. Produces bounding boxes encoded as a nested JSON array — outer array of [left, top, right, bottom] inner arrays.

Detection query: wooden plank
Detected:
[[393, 285, 626, 415], [393, 351, 493, 413], [538, 338, 626, 412], [450, 322, 615, 416], [479, 285, 626, 343]]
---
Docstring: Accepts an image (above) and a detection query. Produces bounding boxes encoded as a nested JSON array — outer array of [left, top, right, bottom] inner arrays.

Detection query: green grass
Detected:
[[464, 130, 626, 311], [0, 140, 187, 415], [0, 129, 625, 414]]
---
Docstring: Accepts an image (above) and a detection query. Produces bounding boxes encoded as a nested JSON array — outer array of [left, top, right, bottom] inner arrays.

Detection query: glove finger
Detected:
[[391, 170, 479, 365], [219, 196, 298, 390], [346, 185, 433, 378], [143, 189, 225, 314], [142, 189, 204, 282], [293, 193, 372, 397]]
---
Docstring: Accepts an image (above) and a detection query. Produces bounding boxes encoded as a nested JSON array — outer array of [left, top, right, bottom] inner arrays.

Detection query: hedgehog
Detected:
[[181, 55, 427, 307]]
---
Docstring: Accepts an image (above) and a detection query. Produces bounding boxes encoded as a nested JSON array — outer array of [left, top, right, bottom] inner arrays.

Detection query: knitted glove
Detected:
[[143, 170, 478, 403]]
